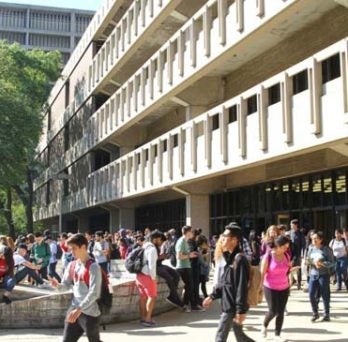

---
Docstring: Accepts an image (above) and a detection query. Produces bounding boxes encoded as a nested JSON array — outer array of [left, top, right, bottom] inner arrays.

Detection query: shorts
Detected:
[[136, 273, 157, 298]]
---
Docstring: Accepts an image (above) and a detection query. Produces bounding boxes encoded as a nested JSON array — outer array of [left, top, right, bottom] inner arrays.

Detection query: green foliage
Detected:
[[0, 41, 61, 186], [0, 41, 61, 235]]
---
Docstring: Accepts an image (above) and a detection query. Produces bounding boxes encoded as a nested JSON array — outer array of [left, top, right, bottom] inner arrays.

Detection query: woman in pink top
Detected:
[[260, 235, 300, 341]]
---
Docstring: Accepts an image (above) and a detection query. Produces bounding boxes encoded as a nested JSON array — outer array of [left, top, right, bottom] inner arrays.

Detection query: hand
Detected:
[[315, 260, 323, 269], [50, 278, 60, 288], [234, 313, 246, 325], [66, 308, 82, 323], [189, 252, 198, 258], [37, 258, 43, 264], [202, 297, 213, 308]]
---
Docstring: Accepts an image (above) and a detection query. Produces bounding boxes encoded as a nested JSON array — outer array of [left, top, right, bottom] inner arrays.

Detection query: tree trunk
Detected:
[[14, 167, 34, 233], [26, 168, 34, 233], [4, 188, 15, 238]]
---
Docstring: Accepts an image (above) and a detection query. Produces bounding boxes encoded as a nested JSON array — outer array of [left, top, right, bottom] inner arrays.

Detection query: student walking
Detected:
[[51, 233, 102, 342], [260, 236, 299, 341], [329, 229, 348, 291], [32, 232, 51, 280], [307, 231, 335, 322], [203, 224, 253, 342]]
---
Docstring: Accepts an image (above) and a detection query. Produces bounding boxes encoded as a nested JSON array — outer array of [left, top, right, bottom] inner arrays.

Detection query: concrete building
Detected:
[[33, 0, 348, 239], [0, 2, 94, 64]]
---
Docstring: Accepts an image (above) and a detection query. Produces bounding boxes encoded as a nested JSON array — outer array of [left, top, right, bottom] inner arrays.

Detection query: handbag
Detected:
[[232, 322, 255, 342]]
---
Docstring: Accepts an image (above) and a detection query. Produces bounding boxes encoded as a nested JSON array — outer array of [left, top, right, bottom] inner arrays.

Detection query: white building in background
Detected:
[[33, 0, 348, 238], [0, 2, 94, 64]]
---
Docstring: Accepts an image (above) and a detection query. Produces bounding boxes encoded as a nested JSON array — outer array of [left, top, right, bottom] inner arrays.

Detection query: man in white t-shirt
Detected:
[[14, 244, 50, 288], [92, 231, 110, 274]]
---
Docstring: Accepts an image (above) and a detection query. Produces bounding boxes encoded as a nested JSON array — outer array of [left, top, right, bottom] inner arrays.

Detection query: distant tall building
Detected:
[[0, 2, 94, 64], [33, 0, 348, 238]]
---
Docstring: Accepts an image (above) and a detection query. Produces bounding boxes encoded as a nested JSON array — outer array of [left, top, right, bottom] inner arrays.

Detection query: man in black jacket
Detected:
[[203, 225, 252, 342]]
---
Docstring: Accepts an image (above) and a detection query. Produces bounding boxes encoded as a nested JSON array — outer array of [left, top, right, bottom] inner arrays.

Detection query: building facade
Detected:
[[0, 2, 94, 64], [33, 0, 348, 239]]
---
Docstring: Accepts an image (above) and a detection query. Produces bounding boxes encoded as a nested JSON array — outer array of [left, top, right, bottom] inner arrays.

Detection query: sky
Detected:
[[1, 0, 103, 11]]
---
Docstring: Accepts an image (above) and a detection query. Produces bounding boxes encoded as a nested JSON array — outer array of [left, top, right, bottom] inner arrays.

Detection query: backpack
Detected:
[[234, 253, 262, 307], [55, 244, 63, 260], [168, 238, 178, 267], [69, 259, 113, 315], [125, 247, 145, 274]]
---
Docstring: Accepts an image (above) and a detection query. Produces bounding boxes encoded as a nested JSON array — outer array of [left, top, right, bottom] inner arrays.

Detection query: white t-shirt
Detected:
[[330, 239, 347, 259], [14, 254, 27, 267]]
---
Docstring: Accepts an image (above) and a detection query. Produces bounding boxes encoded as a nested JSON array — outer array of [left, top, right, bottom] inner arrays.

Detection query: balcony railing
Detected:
[[35, 37, 348, 219], [89, 0, 182, 92], [39, 0, 295, 188], [85, 37, 348, 207]]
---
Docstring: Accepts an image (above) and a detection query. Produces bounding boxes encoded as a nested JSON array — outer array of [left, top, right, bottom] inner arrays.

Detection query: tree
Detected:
[[0, 41, 61, 237]]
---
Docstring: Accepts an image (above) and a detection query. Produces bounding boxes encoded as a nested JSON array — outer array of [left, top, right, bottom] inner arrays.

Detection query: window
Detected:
[[64, 124, 70, 152], [268, 83, 281, 105], [228, 105, 237, 123], [212, 114, 219, 130], [154, 145, 158, 158], [247, 95, 257, 115], [322, 54, 340, 84], [145, 149, 149, 162], [173, 134, 178, 148], [65, 80, 70, 108], [293, 70, 308, 94], [47, 108, 52, 131], [46, 182, 50, 206], [163, 140, 167, 152]]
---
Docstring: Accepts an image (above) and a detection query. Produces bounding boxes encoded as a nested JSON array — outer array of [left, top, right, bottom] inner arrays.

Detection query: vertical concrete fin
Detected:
[[218, 0, 227, 45], [191, 122, 197, 173], [238, 98, 247, 158], [258, 85, 268, 151], [220, 106, 228, 164], [203, 5, 212, 57], [309, 58, 322, 135], [281, 72, 292, 144]]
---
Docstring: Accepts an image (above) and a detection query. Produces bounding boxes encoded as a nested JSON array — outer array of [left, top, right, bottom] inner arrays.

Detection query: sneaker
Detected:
[[284, 309, 289, 316], [141, 320, 156, 327], [311, 313, 319, 322], [183, 305, 191, 313], [165, 297, 183, 308], [321, 316, 330, 322], [191, 305, 205, 312], [2, 295, 11, 305], [261, 326, 267, 338], [274, 335, 287, 342]]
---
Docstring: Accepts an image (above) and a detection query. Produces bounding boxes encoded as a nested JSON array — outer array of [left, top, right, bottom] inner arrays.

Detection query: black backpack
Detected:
[[168, 238, 178, 267], [125, 247, 145, 274], [55, 244, 63, 260]]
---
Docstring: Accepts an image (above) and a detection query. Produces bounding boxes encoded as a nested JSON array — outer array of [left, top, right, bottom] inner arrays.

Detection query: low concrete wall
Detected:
[[0, 262, 182, 329]]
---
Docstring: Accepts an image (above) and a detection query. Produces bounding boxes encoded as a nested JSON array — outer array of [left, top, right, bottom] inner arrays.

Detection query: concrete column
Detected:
[[77, 215, 89, 233], [109, 207, 135, 232], [186, 194, 210, 237]]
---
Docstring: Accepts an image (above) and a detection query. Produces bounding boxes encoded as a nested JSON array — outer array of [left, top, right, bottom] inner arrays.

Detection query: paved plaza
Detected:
[[0, 288, 347, 342]]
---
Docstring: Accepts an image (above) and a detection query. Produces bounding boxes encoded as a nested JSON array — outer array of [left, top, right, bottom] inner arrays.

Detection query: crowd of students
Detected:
[[0, 221, 347, 342]]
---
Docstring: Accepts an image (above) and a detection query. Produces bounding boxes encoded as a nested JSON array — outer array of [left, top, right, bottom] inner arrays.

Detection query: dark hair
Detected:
[[34, 232, 43, 238], [67, 233, 88, 248], [273, 235, 290, 248], [61, 233, 68, 239], [149, 230, 165, 241], [335, 228, 343, 235], [182, 225, 192, 235], [313, 231, 324, 241], [18, 243, 28, 251], [85, 231, 93, 236], [95, 230, 104, 238]]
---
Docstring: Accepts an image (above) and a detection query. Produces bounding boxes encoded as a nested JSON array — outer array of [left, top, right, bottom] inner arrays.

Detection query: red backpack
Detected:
[[69, 259, 113, 314]]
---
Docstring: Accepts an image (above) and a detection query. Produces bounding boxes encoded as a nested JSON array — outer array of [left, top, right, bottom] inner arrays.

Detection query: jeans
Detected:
[[62, 312, 101, 342], [15, 267, 44, 285], [177, 268, 197, 307], [309, 274, 330, 317], [335, 257, 348, 290], [0, 275, 15, 292], [215, 312, 255, 342], [157, 264, 181, 304], [98, 262, 108, 274], [49, 262, 62, 283]]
